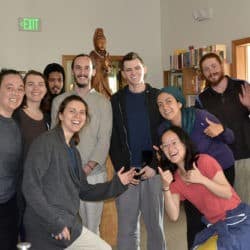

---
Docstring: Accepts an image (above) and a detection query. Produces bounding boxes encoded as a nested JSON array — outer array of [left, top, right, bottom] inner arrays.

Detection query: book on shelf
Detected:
[[170, 49, 187, 70], [170, 44, 227, 70], [207, 44, 226, 60], [169, 71, 183, 90]]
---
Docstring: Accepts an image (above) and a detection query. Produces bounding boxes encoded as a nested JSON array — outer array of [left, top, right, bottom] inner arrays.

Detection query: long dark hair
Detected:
[[57, 95, 89, 145], [160, 126, 199, 174], [43, 63, 66, 93], [42, 64, 66, 113]]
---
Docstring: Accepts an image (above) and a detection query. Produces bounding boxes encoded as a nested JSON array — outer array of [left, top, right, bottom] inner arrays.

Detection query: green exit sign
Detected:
[[18, 17, 41, 31]]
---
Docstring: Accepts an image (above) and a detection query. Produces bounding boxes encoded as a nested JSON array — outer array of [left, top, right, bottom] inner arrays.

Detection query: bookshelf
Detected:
[[163, 44, 230, 106]]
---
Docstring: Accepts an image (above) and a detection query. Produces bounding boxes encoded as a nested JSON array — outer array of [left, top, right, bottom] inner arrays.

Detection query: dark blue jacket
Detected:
[[110, 84, 163, 172], [193, 203, 250, 250]]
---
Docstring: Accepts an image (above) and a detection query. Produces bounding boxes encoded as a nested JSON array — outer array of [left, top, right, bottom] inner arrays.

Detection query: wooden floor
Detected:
[[112, 204, 187, 250]]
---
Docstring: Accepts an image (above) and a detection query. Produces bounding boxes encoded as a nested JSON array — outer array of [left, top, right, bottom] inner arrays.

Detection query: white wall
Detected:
[[0, 0, 163, 87], [161, 0, 250, 69]]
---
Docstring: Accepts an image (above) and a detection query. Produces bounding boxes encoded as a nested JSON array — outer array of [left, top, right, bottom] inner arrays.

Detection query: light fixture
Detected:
[[192, 8, 213, 22]]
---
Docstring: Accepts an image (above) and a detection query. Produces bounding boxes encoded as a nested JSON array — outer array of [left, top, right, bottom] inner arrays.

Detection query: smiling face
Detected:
[[72, 56, 95, 88], [25, 74, 47, 104], [201, 57, 224, 87], [0, 74, 24, 117], [161, 130, 186, 166], [122, 58, 146, 88], [59, 100, 87, 137], [157, 92, 182, 124]]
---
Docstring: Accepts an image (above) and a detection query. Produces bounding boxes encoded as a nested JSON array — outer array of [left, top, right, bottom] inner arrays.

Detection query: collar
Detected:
[[208, 76, 234, 95]]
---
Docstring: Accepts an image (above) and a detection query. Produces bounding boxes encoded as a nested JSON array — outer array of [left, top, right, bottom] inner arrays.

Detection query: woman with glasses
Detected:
[[156, 86, 235, 249], [158, 126, 250, 250]]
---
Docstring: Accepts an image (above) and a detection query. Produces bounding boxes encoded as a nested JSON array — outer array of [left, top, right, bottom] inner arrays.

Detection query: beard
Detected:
[[204, 71, 225, 87], [50, 86, 62, 95], [74, 75, 89, 89], [76, 82, 88, 88]]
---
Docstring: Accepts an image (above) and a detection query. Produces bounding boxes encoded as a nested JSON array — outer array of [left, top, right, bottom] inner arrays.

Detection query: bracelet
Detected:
[[162, 186, 170, 192]]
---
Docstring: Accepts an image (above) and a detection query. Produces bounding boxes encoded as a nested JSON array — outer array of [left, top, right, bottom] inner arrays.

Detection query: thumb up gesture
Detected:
[[204, 117, 224, 138]]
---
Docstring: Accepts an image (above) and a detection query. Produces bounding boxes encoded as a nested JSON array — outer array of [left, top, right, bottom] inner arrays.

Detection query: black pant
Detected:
[[223, 165, 235, 186], [184, 200, 205, 250], [0, 195, 18, 250]]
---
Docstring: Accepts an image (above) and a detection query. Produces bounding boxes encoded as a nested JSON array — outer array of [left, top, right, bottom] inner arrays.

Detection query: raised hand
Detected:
[[158, 167, 173, 188], [239, 82, 250, 110], [117, 167, 135, 185], [185, 162, 203, 184], [204, 117, 224, 137]]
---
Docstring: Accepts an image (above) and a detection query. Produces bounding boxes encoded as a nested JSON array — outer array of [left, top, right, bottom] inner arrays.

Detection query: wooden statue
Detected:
[[90, 28, 112, 99]]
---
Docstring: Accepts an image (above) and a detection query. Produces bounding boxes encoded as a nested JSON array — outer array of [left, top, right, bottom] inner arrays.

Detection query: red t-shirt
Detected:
[[170, 154, 241, 224]]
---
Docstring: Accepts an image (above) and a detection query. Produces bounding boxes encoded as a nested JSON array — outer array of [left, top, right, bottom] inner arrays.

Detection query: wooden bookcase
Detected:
[[163, 63, 231, 98], [164, 44, 232, 106], [163, 68, 202, 93]]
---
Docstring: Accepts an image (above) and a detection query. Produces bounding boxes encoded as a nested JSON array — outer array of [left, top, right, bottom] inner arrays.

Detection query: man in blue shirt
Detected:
[[110, 52, 166, 250]]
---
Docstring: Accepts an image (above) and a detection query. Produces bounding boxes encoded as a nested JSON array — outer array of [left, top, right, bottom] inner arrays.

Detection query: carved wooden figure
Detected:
[[90, 28, 112, 99]]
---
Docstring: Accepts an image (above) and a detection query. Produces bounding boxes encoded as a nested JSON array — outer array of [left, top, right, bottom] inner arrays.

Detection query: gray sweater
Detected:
[[22, 126, 126, 249], [0, 115, 22, 203]]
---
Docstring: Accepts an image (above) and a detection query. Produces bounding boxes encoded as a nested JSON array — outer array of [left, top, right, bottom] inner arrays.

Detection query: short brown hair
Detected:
[[199, 52, 223, 74], [121, 52, 144, 70], [0, 69, 22, 87], [71, 54, 95, 70]]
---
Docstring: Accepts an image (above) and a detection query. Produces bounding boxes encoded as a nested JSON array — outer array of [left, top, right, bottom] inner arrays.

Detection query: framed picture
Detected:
[[62, 55, 125, 93]]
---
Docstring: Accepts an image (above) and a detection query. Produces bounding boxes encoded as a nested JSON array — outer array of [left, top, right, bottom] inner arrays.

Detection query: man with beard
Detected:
[[195, 52, 250, 203], [51, 54, 112, 236], [43, 63, 66, 115]]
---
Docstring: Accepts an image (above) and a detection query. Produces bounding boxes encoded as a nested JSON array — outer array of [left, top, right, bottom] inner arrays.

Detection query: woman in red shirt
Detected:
[[158, 126, 250, 249]]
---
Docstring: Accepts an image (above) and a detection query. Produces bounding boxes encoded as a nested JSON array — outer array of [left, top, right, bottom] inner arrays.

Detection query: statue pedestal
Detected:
[[100, 157, 118, 246]]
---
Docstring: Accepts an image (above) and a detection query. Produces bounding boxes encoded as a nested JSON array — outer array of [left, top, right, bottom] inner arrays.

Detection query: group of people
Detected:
[[0, 50, 250, 250]]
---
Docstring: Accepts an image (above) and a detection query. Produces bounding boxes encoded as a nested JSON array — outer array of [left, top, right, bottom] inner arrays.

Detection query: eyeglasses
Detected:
[[160, 139, 181, 151]]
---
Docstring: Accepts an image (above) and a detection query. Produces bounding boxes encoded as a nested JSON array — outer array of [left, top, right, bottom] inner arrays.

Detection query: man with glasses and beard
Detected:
[[195, 52, 250, 204], [51, 54, 112, 236]]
